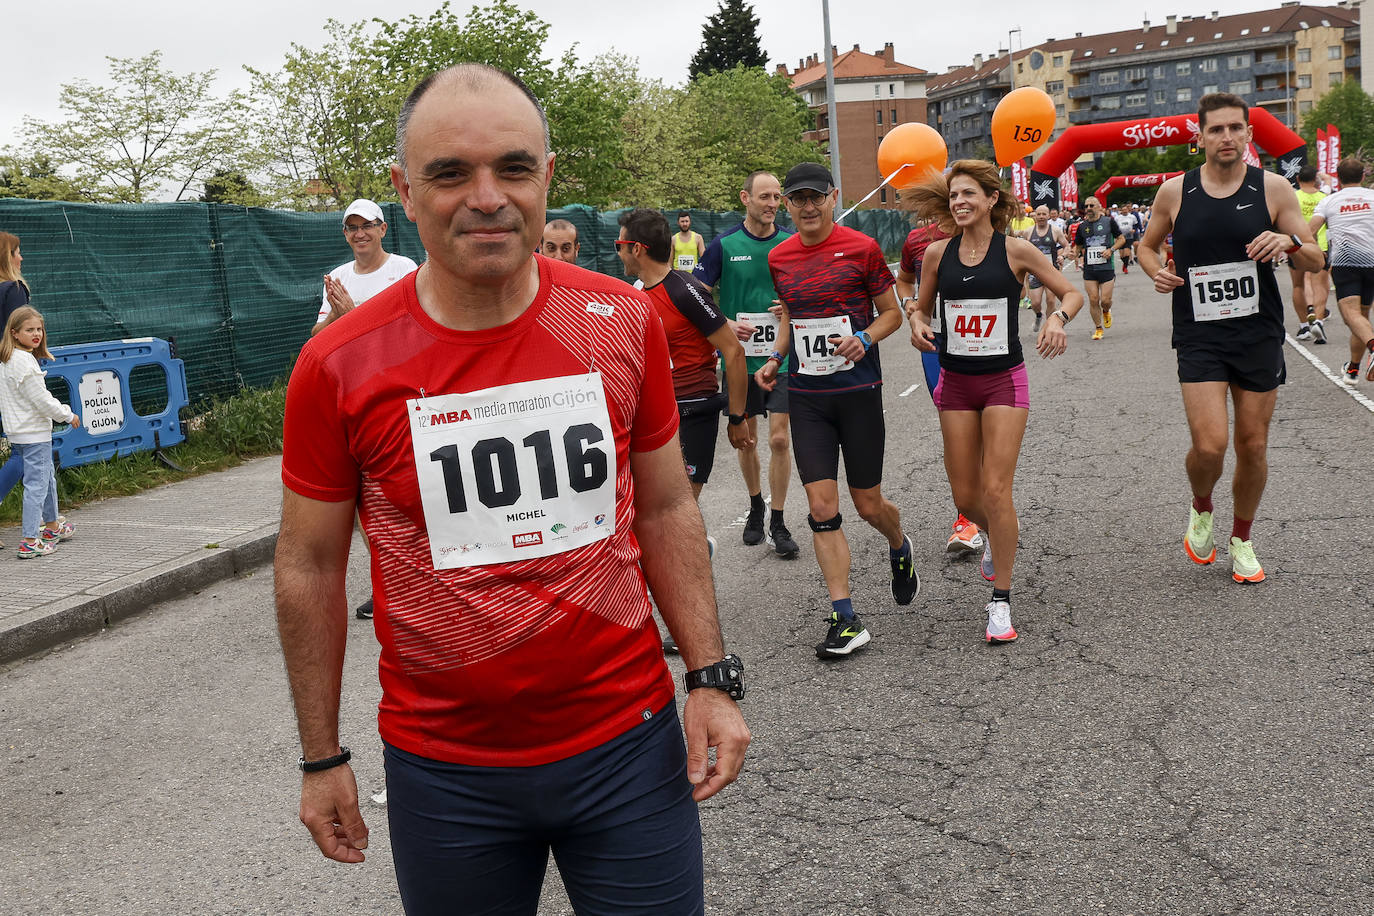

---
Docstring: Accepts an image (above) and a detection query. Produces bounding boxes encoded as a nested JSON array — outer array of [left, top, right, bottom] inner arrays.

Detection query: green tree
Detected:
[[19, 52, 243, 202], [1301, 77, 1374, 162], [689, 0, 768, 80], [0, 154, 87, 201], [242, 1, 634, 208], [620, 66, 822, 209], [201, 169, 268, 206]]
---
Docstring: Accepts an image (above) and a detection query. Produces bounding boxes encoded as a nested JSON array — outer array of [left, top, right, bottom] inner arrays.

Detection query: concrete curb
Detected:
[[0, 524, 278, 666]]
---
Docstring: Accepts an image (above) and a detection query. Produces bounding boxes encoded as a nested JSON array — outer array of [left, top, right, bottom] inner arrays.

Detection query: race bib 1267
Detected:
[[407, 374, 616, 569]]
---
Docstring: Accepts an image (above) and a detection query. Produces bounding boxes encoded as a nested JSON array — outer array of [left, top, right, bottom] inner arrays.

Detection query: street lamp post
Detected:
[[822, 0, 843, 207], [1007, 27, 1022, 90]]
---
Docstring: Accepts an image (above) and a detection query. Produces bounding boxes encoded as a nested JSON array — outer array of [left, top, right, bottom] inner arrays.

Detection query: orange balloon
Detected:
[[991, 87, 1056, 167], [877, 123, 948, 190]]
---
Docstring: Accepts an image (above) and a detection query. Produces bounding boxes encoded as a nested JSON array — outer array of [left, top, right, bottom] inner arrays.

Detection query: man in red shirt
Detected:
[[615, 206, 751, 502], [274, 63, 749, 915], [755, 163, 920, 659]]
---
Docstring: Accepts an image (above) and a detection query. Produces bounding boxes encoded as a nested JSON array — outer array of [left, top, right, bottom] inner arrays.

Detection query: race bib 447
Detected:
[[408, 374, 616, 569]]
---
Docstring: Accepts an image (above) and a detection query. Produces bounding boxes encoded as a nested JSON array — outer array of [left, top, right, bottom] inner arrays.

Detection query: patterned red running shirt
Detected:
[[282, 255, 680, 767], [768, 224, 896, 395]]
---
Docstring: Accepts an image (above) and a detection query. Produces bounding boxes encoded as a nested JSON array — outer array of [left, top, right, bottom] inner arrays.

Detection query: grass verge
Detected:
[[0, 380, 286, 526]]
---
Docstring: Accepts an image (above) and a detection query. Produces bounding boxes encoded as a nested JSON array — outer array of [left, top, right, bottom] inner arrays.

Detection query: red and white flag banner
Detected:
[[1328, 124, 1342, 190]]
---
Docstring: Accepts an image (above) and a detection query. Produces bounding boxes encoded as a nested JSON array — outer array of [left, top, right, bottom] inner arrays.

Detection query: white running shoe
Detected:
[[980, 537, 995, 581], [985, 600, 1017, 643], [1311, 318, 1327, 344]]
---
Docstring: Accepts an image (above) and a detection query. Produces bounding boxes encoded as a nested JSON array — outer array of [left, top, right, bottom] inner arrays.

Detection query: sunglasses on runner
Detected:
[[613, 238, 643, 249]]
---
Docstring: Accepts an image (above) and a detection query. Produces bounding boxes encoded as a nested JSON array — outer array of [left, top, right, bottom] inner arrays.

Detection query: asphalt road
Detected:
[[2, 265, 1371, 915]]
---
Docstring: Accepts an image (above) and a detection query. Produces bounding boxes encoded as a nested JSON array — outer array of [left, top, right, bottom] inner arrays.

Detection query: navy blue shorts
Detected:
[[384, 703, 703, 916]]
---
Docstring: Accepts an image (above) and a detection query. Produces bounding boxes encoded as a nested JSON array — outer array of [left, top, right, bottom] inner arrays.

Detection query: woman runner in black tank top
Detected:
[[903, 160, 1085, 645]]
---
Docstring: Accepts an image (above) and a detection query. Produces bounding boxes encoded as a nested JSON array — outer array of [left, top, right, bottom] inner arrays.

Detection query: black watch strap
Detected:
[[728, 413, 747, 426], [683, 654, 745, 700], [299, 746, 351, 772]]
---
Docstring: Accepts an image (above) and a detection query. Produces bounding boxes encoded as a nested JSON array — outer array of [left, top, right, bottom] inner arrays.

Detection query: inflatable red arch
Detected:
[[1094, 172, 1183, 203], [1029, 108, 1306, 208]]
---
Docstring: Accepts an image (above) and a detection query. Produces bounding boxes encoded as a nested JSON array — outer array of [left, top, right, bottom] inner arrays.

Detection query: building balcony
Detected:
[[1252, 87, 1289, 104], [1251, 59, 1293, 76], [1067, 84, 1094, 99], [1347, 54, 1361, 70], [1068, 108, 1101, 124]]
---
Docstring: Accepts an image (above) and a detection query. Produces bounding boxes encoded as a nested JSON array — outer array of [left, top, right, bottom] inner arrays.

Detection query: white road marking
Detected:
[[1285, 335, 1374, 414], [899, 384, 920, 398]]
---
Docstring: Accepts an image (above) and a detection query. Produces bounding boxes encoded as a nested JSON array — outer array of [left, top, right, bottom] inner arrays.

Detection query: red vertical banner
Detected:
[[1060, 166, 1078, 208], [1328, 124, 1342, 189], [1317, 128, 1328, 177], [1243, 142, 1262, 168], [1011, 160, 1027, 203]]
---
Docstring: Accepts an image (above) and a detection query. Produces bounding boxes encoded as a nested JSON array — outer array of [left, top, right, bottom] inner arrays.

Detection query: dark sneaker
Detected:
[[815, 612, 871, 658], [1311, 318, 1327, 344], [768, 524, 800, 559], [355, 598, 374, 620], [742, 505, 765, 546], [889, 536, 920, 605]]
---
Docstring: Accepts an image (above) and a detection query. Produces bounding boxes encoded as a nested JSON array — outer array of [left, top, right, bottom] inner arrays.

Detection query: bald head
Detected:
[[396, 63, 550, 175]]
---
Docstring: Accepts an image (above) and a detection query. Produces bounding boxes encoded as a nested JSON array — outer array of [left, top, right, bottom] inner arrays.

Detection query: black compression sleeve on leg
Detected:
[[807, 512, 843, 533]]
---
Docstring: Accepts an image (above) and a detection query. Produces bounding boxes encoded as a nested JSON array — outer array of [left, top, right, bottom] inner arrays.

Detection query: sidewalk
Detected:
[[0, 456, 282, 664]]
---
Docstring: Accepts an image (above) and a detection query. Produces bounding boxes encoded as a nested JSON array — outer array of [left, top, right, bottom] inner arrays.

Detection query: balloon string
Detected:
[[837, 165, 911, 223]]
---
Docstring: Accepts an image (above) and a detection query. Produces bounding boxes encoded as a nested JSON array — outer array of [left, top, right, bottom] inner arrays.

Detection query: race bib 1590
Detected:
[[1188, 260, 1259, 322], [407, 374, 616, 569]]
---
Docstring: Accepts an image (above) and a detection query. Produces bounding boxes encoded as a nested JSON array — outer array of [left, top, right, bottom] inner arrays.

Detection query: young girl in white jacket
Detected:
[[0, 307, 79, 557]]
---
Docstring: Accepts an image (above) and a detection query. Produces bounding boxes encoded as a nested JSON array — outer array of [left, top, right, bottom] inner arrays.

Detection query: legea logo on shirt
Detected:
[[586, 301, 614, 317], [729, 255, 752, 262], [512, 531, 544, 548]]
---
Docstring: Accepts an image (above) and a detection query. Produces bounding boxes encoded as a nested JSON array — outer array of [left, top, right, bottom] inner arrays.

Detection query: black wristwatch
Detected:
[[728, 413, 747, 426], [684, 654, 745, 700], [298, 746, 351, 772]]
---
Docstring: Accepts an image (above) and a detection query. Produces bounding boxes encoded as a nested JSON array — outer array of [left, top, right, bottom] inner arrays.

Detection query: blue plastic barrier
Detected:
[[42, 338, 189, 469]]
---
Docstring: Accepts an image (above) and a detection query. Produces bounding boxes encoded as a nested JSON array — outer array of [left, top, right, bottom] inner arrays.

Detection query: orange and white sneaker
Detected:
[[946, 515, 983, 555], [1229, 537, 1265, 583], [985, 599, 1017, 643]]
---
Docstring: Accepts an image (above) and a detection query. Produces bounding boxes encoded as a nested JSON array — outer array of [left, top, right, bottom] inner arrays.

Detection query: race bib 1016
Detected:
[[944, 298, 1009, 357], [736, 311, 780, 357], [1188, 260, 1259, 322], [792, 316, 854, 376], [407, 374, 616, 569]]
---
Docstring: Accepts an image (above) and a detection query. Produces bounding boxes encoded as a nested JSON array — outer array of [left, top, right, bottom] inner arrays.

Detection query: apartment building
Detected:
[[926, 4, 1360, 166], [775, 44, 927, 209]]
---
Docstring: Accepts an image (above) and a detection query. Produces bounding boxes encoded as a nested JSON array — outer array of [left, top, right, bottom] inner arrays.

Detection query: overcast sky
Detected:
[[4, 0, 1281, 146]]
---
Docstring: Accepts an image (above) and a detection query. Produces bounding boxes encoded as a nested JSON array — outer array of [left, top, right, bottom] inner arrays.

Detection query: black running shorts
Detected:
[[1176, 338, 1286, 392], [677, 393, 724, 484], [1331, 265, 1374, 306], [743, 374, 789, 417], [789, 387, 884, 489]]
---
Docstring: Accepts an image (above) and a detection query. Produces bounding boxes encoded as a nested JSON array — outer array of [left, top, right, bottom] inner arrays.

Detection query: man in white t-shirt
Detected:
[[312, 199, 419, 336], [1309, 158, 1374, 383]]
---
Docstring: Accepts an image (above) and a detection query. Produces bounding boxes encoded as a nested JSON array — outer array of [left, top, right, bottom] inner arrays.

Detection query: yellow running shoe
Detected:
[[1230, 537, 1265, 583], [1092, 327, 1104, 340], [1184, 507, 1216, 564], [1103, 310, 1113, 328]]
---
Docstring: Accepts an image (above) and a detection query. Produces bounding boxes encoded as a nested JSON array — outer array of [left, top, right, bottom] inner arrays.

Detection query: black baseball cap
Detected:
[[783, 163, 834, 196]]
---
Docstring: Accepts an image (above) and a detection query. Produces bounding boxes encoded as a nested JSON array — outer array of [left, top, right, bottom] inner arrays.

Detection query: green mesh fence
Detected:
[[0, 199, 911, 403]]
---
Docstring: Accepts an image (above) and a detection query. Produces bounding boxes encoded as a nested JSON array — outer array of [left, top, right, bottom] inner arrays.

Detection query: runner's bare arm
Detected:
[[755, 301, 790, 390], [1249, 171, 1322, 271], [630, 442, 750, 801], [706, 325, 754, 449], [907, 241, 943, 352], [274, 488, 369, 864], [1008, 238, 1084, 359], [895, 266, 916, 304], [1308, 212, 1327, 236], [1139, 178, 1182, 292]]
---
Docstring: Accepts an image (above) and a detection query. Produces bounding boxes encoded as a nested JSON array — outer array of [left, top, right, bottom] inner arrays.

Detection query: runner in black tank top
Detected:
[[1137, 93, 1323, 587], [1170, 164, 1285, 352], [1020, 204, 1071, 332], [935, 231, 1024, 374], [905, 159, 1085, 646]]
